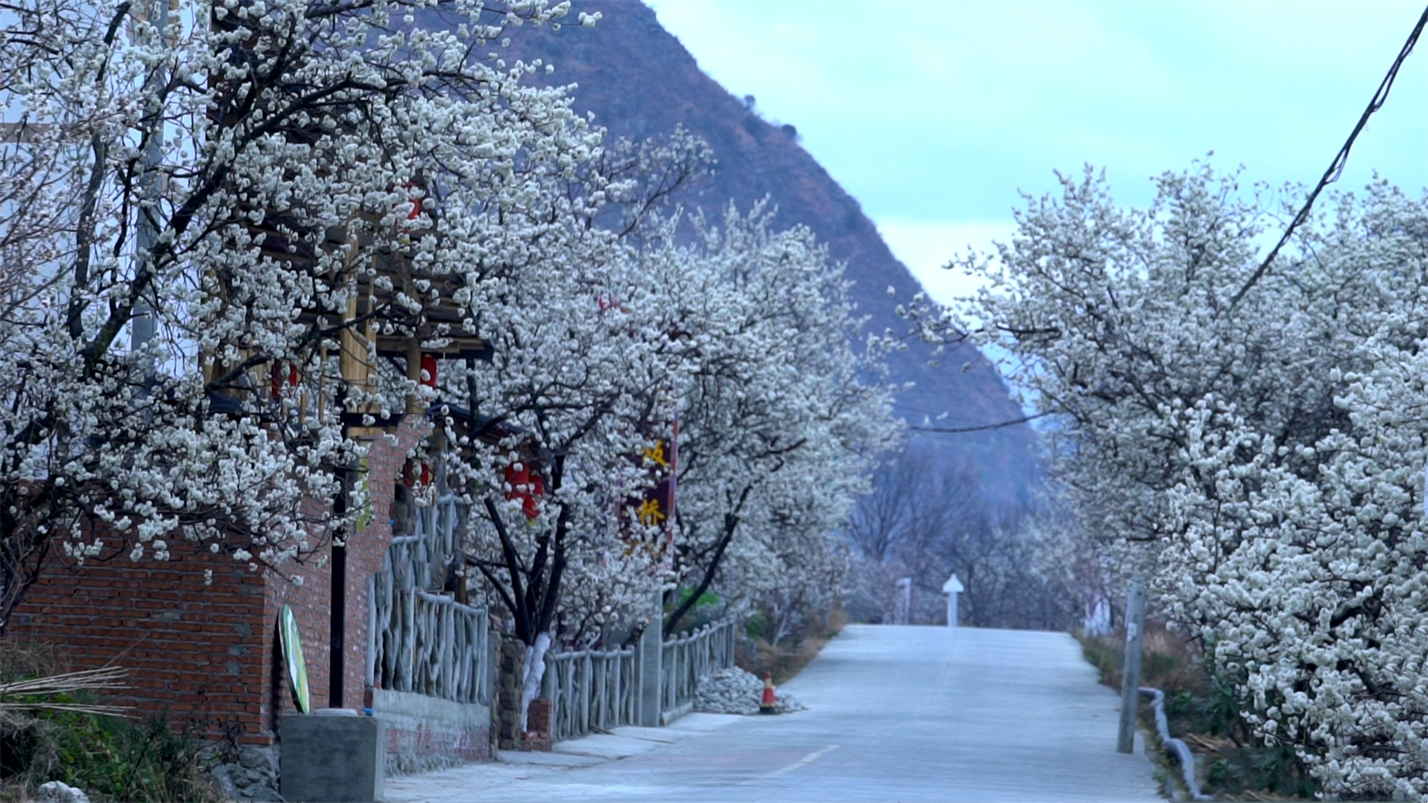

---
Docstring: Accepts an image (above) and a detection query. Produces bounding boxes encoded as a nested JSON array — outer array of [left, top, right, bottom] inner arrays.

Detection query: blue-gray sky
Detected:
[[644, 0, 1428, 303]]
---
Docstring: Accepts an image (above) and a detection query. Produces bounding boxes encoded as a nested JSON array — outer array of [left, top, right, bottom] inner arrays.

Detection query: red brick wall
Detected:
[[261, 532, 335, 740], [342, 416, 431, 709], [10, 541, 287, 744], [8, 413, 433, 743]]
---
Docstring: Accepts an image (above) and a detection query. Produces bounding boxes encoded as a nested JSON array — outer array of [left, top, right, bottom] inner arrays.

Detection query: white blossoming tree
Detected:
[[640, 206, 899, 637], [0, 0, 604, 632], [3, 0, 900, 752], [438, 195, 896, 719], [922, 162, 1428, 799]]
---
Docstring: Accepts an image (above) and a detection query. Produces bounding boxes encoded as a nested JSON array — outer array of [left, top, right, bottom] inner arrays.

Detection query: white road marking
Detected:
[[769, 744, 841, 776]]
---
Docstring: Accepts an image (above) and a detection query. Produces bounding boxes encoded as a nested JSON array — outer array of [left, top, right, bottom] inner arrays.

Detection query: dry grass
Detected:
[[1079, 621, 1204, 692], [0, 666, 131, 717], [0, 643, 62, 683], [737, 607, 846, 685]]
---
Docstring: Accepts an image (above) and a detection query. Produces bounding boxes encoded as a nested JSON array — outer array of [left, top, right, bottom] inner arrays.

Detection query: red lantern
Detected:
[[504, 462, 544, 519], [270, 361, 299, 401], [403, 459, 432, 490], [421, 354, 438, 388]]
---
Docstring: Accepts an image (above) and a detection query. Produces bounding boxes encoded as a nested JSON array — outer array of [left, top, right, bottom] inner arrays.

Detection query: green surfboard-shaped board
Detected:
[[280, 604, 310, 714]]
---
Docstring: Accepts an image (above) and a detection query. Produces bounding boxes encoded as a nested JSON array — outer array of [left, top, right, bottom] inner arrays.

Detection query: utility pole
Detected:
[[1117, 577, 1146, 754], [131, 0, 168, 366]]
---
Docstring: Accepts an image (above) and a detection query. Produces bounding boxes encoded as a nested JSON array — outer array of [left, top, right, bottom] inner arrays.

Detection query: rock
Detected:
[[209, 745, 279, 802], [248, 785, 285, 802], [694, 668, 806, 715], [776, 692, 808, 714], [38, 781, 91, 803], [210, 765, 239, 800]]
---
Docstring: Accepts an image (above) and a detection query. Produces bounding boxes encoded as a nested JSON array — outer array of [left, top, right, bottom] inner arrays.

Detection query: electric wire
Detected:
[[1229, 4, 1428, 308]]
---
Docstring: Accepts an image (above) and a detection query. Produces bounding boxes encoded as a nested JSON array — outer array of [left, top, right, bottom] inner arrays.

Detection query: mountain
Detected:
[[509, 1, 1039, 504]]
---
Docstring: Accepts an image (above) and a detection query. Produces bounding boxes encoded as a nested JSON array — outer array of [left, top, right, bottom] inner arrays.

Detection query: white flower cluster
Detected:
[[445, 198, 895, 647], [649, 206, 897, 633], [930, 163, 1428, 799]]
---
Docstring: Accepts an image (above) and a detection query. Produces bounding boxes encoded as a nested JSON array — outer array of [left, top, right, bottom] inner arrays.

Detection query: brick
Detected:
[[8, 417, 447, 749]]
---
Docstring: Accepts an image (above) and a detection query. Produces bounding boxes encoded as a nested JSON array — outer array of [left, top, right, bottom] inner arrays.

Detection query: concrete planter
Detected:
[[280, 711, 384, 803]]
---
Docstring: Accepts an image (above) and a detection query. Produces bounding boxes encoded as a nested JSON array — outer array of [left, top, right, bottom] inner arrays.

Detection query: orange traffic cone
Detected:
[[760, 672, 778, 715]]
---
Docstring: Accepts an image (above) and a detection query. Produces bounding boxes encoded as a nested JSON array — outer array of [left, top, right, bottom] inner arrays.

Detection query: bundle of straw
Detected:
[[0, 665, 132, 717]]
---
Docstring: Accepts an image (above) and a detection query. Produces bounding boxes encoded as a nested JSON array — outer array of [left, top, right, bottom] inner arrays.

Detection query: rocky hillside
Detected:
[[510, 2, 1039, 504]]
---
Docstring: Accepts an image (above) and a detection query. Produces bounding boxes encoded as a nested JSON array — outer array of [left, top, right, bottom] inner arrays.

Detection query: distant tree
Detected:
[[845, 445, 1077, 629]]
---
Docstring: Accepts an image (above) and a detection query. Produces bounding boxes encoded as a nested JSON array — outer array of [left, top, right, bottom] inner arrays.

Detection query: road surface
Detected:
[[386, 625, 1161, 802]]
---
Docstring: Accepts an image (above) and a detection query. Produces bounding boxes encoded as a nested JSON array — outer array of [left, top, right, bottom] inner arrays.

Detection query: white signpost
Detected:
[[894, 577, 912, 625], [942, 574, 964, 628]]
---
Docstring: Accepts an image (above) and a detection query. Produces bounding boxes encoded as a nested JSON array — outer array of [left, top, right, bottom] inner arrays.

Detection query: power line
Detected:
[[909, 411, 1052, 435], [1229, 4, 1428, 309]]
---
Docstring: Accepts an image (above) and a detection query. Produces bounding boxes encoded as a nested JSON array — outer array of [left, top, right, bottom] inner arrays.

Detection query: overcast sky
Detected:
[[643, 0, 1428, 304]]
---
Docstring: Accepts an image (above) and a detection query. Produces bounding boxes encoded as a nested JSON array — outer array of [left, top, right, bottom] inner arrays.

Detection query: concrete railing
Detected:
[[541, 648, 638, 742], [368, 491, 491, 705], [389, 492, 466, 591], [660, 618, 737, 721], [537, 617, 737, 743], [1141, 687, 1211, 802], [370, 584, 491, 705]]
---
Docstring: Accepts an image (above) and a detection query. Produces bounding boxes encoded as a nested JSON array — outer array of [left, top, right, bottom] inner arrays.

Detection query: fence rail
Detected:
[[389, 492, 466, 591], [661, 618, 737, 717], [541, 648, 638, 742], [368, 491, 491, 705]]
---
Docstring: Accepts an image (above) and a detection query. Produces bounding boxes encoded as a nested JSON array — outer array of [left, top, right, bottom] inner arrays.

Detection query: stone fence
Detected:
[[660, 618, 737, 722], [369, 586, 490, 704], [540, 647, 639, 742], [532, 616, 738, 745]]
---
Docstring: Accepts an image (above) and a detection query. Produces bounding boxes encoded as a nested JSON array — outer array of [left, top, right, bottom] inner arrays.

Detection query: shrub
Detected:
[[3, 706, 218, 803], [0, 642, 217, 803]]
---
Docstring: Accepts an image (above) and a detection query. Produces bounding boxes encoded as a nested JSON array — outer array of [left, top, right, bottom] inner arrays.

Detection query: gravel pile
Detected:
[[694, 667, 807, 715]]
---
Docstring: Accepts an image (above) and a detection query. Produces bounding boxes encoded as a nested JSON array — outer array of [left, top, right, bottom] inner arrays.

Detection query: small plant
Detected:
[[20, 708, 220, 803], [742, 611, 768, 643], [666, 589, 723, 635]]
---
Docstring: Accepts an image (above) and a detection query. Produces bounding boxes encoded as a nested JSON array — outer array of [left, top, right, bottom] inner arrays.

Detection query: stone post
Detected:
[[280, 711, 383, 803], [894, 577, 912, 625], [525, 699, 552, 751], [638, 591, 663, 727], [496, 638, 526, 750]]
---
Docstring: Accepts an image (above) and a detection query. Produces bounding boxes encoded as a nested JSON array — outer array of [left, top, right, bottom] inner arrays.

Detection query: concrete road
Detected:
[[386, 625, 1161, 802]]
